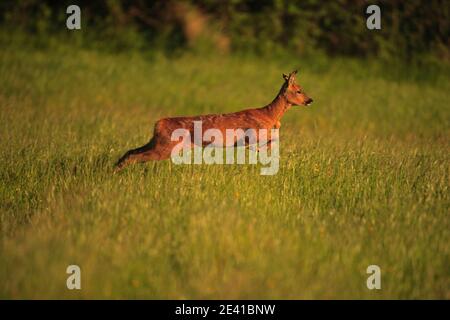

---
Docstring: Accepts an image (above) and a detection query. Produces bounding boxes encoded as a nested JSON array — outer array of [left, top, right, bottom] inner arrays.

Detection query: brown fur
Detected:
[[114, 70, 312, 171]]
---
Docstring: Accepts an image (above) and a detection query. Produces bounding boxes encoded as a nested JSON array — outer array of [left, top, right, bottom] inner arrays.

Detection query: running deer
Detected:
[[114, 70, 313, 172]]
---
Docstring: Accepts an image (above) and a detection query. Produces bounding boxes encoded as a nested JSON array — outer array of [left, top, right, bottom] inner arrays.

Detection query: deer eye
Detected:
[[297, 90, 302, 94]]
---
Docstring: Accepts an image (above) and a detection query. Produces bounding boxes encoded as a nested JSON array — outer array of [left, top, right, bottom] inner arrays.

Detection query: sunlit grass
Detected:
[[0, 39, 449, 299]]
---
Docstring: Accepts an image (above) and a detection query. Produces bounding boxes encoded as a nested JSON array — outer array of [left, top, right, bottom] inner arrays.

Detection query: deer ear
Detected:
[[287, 70, 298, 85], [283, 73, 289, 81]]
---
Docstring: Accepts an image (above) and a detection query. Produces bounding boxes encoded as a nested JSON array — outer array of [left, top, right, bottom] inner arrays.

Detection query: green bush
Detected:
[[1, 0, 449, 60]]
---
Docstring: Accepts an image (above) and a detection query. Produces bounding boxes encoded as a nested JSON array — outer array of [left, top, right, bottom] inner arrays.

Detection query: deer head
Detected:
[[282, 70, 313, 106]]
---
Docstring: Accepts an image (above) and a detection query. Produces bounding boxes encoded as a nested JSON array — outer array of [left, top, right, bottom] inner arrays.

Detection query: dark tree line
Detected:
[[1, 0, 449, 59]]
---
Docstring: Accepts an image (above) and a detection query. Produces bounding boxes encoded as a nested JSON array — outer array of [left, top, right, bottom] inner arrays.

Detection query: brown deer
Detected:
[[114, 70, 313, 172]]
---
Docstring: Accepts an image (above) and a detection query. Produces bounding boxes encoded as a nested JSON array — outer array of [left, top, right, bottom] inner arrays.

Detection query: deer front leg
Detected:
[[248, 139, 279, 153], [254, 138, 279, 152], [249, 135, 280, 152], [248, 127, 280, 152]]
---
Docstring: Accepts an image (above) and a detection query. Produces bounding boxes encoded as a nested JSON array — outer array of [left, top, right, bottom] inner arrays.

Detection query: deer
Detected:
[[114, 70, 313, 172]]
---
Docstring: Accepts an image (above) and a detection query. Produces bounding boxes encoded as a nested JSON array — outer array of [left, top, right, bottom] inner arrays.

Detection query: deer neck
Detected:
[[263, 94, 292, 123]]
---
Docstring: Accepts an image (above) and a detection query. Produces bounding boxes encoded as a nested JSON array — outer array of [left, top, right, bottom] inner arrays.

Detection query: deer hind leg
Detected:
[[114, 136, 175, 172]]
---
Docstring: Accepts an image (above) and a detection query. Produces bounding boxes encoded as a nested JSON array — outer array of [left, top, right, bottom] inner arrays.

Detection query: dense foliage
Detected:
[[1, 0, 449, 59]]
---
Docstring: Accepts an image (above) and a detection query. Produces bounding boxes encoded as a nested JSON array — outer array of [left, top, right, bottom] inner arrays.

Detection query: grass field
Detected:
[[0, 36, 449, 299]]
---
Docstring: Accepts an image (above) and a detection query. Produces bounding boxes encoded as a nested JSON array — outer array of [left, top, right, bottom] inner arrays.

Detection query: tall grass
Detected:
[[0, 37, 449, 299]]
